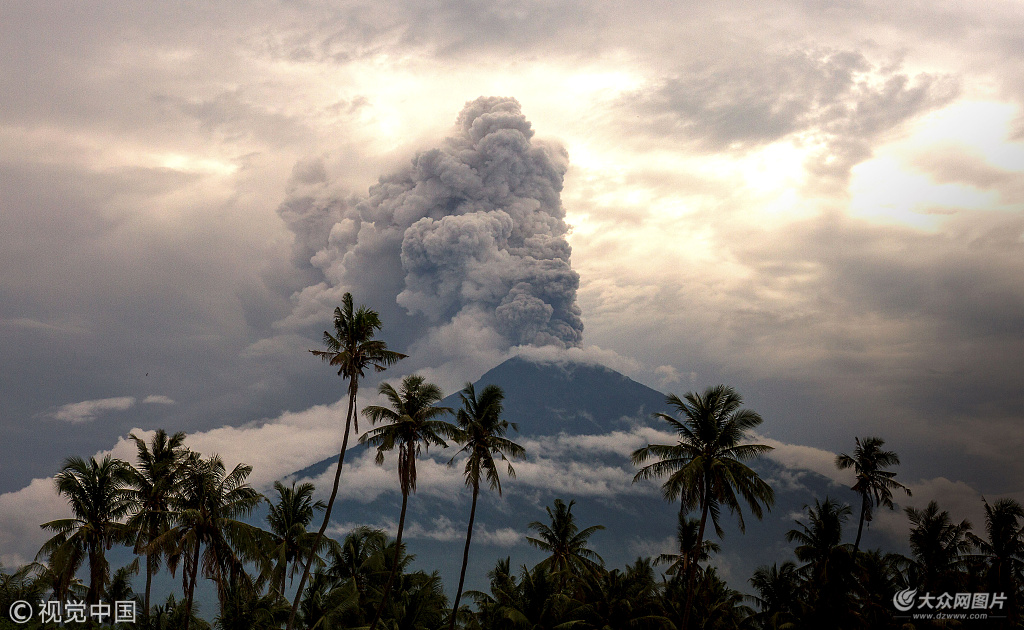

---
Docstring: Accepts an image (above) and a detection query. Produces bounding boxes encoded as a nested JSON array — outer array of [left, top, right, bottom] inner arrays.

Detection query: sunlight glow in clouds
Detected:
[[849, 100, 1024, 231]]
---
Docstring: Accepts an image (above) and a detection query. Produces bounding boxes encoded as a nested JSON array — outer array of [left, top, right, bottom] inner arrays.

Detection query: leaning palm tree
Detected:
[[631, 385, 774, 630], [835, 436, 912, 552], [526, 498, 605, 583], [360, 374, 457, 630], [125, 429, 189, 620], [447, 383, 525, 630], [162, 453, 264, 630], [288, 293, 407, 630], [38, 455, 135, 607]]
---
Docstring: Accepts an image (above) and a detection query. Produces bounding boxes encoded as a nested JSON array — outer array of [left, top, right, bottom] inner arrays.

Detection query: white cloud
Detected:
[[327, 515, 523, 547], [0, 478, 67, 566], [753, 433, 847, 486], [142, 395, 175, 405], [51, 396, 135, 423]]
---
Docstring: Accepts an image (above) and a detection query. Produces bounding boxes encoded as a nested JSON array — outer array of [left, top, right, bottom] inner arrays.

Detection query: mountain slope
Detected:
[[285, 355, 871, 600]]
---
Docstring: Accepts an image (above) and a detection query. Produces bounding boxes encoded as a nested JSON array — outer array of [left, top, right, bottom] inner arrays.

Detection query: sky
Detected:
[[3, 0, 1024, 568]]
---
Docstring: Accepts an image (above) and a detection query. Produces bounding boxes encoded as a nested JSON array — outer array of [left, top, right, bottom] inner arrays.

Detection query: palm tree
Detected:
[[316, 526, 392, 627], [786, 497, 852, 580], [968, 498, 1024, 623], [38, 455, 135, 606], [748, 561, 800, 629], [855, 549, 911, 629], [631, 385, 774, 630], [359, 374, 458, 630], [905, 500, 973, 593], [654, 512, 721, 581], [785, 497, 858, 626], [0, 563, 47, 620], [835, 436, 912, 552], [470, 561, 580, 630], [527, 498, 606, 583], [125, 429, 189, 619], [264, 481, 330, 597], [162, 453, 264, 630], [664, 566, 751, 629], [576, 558, 673, 630], [288, 292, 407, 630], [448, 383, 525, 630]]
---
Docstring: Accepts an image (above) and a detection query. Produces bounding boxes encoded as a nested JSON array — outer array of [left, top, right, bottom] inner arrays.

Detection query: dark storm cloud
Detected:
[[278, 96, 583, 349], [0, 153, 333, 491]]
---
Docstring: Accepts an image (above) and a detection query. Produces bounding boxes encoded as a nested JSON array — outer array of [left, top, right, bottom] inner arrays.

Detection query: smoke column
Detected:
[[278, 96, 583, 351]]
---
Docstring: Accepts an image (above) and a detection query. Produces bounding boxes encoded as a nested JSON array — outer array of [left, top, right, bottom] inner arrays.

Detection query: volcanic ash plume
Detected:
[[280, 96, 583, 350]]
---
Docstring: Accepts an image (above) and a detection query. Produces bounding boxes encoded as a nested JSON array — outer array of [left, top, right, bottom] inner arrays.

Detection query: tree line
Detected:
[[2, 293, 1022, 629]]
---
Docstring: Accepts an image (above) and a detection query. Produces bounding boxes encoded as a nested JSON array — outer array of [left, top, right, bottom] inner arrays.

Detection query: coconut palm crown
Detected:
[[448, 383, 525, 630], [631, 384, 774, 630], [835, 436, 911, 552], [288, 292, 406, 630], [359, 374, 457, 630], [38, 455, 135, 606]]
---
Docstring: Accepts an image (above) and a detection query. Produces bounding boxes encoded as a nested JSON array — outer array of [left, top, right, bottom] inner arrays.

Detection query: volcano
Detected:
[[290, 355, 846, 596]]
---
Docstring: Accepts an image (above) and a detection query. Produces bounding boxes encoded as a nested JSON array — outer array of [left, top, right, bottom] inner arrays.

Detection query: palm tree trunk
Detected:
[[87, 544, 104, 607], [853, 493, 868, 553], [449, 483, 480, 630], [184, 541, 201, 630], [681, 483, 710, 630], [369, 488, 410, 630], [144, 552, 154, 620], [287, 382, 358, 630]]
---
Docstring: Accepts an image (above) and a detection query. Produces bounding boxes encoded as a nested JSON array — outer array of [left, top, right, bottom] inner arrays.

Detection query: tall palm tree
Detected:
[[38, 455, 135, 606], [264, 481, 329, 597], [125, 429, 189, 619], [162, 453, 264, 630], [835, 436, 912, 552], [288, 292, 407, 630], [359, 374, 457, 630], [526, 498, 606, 582], [631, 385, 774, 630], [448, 383, 525, 630]]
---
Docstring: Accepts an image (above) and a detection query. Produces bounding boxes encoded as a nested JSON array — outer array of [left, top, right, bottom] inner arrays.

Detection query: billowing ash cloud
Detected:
[[278, 97, 583, 350]]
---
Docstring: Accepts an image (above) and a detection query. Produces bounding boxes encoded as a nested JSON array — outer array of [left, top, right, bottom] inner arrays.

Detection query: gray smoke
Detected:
[[278, 96, 583, 350]]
